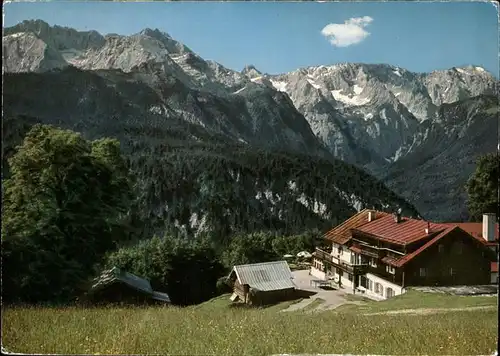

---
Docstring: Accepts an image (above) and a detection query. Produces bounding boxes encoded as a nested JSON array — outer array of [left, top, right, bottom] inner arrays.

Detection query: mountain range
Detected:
[[3, 20, 498, 228]]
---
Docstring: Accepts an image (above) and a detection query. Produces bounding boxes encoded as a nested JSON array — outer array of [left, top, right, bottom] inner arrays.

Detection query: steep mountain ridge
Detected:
[[262, 62, 497, 166], [3, 66, 419, 238], [3, 20, 498, 221], [382, 94, 499, 221]]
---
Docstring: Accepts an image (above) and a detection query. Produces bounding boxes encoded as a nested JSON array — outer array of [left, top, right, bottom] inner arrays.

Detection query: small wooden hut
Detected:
[[227, 261, 297, 306], [86, 267, 171, 305]]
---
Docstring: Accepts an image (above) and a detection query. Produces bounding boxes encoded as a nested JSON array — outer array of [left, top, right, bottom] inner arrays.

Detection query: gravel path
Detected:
[[281, 270, 365, 313]]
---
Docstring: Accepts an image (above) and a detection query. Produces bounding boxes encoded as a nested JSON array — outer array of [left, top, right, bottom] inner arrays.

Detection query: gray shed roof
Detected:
[[151, 291, 171, 303], [91, 267, 153, 294], [231, 261, 295, 292], [90, 267, 170, 303]]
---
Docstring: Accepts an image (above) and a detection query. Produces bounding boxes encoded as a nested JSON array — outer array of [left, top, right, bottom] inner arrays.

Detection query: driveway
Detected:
[[281, 269, 365, 313]]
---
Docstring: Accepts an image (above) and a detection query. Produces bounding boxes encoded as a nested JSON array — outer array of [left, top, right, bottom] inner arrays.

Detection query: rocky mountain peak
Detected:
[[4, 19, 106, 51], [139, 28, 169, 38], [2, 31, 69, 73], [241, 64, 262, 79]]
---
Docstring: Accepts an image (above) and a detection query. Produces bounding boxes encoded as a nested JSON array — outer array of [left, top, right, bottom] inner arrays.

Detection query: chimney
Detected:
[[368, 211, 374, 222], [482, 213, 496, 242], [393, 212, 401, 223], [425, 221, 430, 235]]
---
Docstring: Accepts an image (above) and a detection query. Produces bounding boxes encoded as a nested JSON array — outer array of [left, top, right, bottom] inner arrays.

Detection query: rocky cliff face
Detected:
[[3, 20, 498, 221], [261, 63, 497, 167]]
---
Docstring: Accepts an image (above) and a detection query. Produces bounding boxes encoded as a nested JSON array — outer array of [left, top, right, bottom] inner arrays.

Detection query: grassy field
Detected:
[[302, 297, 326, 311], [335, 289, 498, 313], [2, 291, 498, 355]]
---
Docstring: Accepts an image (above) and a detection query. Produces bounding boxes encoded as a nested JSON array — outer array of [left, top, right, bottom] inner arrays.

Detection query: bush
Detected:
[[220, 231, 280, 268], [2, 125, 132, 304], [216, 276, 232, 295]]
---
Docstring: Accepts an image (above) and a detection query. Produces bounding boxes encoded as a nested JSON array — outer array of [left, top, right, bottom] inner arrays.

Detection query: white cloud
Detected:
[[321, 16, 373, 47]]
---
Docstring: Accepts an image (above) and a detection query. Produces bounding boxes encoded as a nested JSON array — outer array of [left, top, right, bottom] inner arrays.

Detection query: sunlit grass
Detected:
[[302, 298, 325, 311], [2, 292, 498, 355], [335, 290, 498, 313]]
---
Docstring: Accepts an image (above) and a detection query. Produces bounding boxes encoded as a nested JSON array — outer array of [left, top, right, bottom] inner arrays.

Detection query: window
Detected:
[[419, 267, 427, 277], [338, 246, 344, 255], [438, 244, 444, 253], [370, 258, 377, 267], [386, 265, 396, 274], [368, 280, 373, 291], [449, 267, 455, 276], [374, 283, 383, 296], [386, 287, 395, 298], [348, 273, 353, 282]]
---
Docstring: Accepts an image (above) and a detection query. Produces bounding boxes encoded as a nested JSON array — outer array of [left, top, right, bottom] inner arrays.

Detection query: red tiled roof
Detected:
[[323, 209, 389, 244], [391, 227, 455, 267], [388, 226, 495, 268], [353, 214, 450, 245], [492, 262, 499, 273], [326, 211, 497, 269], [442, 223, 499, 245]]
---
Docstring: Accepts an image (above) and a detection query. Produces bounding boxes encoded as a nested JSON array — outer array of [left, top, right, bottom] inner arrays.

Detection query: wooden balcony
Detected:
[[313, 247, 369, 275], [313, 247, 334, 263]]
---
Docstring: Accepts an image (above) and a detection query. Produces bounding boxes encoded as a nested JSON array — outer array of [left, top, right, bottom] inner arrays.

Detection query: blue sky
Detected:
[[4, 1, 499, 76]]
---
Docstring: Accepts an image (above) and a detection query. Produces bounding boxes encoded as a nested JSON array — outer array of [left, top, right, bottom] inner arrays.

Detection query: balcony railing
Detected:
[[314, 247, 369, 275], [313, 247, 334, 263]]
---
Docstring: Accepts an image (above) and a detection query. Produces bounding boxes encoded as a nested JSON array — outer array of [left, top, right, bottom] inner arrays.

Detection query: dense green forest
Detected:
[[2, 122, 496, 306], [2, 122, 419, 305]]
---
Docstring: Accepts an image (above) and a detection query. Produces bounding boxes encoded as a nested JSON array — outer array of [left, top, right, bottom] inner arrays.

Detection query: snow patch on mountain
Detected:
[[331, 89, 370, 106], [353, 85, 364, 95], [307, 78, 321, 89], [390, 146, 405, 162], [364, 113, 374, 120], [233, 86, 247, 95], [270, 80, 288, 92]]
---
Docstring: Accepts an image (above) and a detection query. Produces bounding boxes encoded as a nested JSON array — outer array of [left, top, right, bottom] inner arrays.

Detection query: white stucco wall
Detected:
[[310, 266, 326, 280], [364, 273, 406, 300], [331, 243, 352, 265], [340, 276, 354, 289]]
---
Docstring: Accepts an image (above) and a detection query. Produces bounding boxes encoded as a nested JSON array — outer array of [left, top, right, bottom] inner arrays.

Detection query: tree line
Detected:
[[2, 124, 496, 305]]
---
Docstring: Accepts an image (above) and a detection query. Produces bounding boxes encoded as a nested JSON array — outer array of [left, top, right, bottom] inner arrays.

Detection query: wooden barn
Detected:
[[227, 261, 297, 306], [85, 267, 171, 305]]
